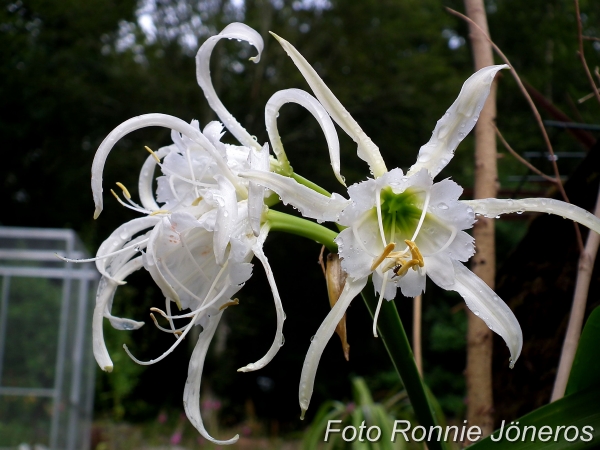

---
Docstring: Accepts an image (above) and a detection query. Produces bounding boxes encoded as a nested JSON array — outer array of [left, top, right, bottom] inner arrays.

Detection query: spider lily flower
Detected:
[[83, 23, 304, 445], [241, 33, 600, 418]]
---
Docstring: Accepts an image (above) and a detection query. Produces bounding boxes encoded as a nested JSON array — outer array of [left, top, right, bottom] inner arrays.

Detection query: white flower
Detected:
[[241, 34, 600, 418], [82, 23, 290, 445]]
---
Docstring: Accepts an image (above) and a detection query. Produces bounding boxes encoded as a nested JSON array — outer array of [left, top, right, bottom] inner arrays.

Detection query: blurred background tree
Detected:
[[1, 0, 599, 439]]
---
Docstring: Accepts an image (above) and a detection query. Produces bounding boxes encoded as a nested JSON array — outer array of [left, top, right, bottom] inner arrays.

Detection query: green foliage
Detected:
[[565, 306, 600, 396], [302, 377, 413, 450], [469, 385, 600, 449]]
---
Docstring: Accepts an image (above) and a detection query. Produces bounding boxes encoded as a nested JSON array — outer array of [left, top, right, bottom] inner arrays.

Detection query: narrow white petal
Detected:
[[451, 261, 522, 367], [464, 198, 600, 235], [248, 143, 270, 236], [271, 33, 387, 178], [238, 224, 286, 372], [241, 170, 350, 222], [96, 216, 160, 282], [104, 256, 145, 331], [183, 313, 239, 445], [298, 277, 367, 418], [196, 23, 263, 150], [92, 113, 240, 219], [213, 175, 238, 266], [408, 65, 508, 178], [265, 88, 345, 186], [93, 256, 144, 372], [138, 145, 172, 212]]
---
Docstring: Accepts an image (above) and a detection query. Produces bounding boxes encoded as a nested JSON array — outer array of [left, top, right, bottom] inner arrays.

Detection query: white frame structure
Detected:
[[0, 227, 98, 450]]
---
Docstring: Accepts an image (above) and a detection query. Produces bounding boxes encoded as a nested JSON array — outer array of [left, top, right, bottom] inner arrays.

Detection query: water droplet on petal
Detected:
[[438, 203, 449, 210], [310, 335, 316, 342]]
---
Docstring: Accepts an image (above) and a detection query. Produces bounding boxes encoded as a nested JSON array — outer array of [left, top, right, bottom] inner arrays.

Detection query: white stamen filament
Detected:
[[151, 262, 229, 320], [410, 190, 431, 242], [56, 239, 148, 263], [422, 224, 458, 258], [150, 312, 186, 334], [111, 190, 152, 215], [375, 187, 387, 246], [168, 175, 181, 201], [373, 271, 389, 338]]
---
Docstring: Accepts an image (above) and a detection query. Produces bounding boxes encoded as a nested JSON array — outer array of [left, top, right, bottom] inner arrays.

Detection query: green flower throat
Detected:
[[379, 187, 424, 236]]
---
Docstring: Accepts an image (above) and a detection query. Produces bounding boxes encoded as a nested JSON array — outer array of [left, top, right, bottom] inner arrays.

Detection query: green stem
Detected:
[[266, 209, 338, 253], [361, 287, 447, 450], [291, 172, 332, 197]]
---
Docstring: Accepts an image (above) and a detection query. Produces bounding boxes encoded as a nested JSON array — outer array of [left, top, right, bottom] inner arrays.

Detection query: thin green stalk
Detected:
[[266, 209, 338, 252], [362, 288, 447, 450], [291, 172, 332, 197]]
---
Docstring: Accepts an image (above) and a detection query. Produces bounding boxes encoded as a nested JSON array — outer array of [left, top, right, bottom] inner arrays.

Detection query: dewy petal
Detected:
[[241, 170, 350, 222], [464, 198, 600, 235], [196, 23, 263, 151], [248, 143, 270, 236], [265, 88, 345, 186], [144, 222, 182, 308], [92, 113, 242, 219], [95, 216, 160, 282], [270, 32, 387, 178], [298, 277, 367, 419], [238, 224, 286, 372], [138, 145, 173, 212], [93, 256, 144, 372], [450, 260, 522, 367], [213, 175, 238, 266], [408, 65, 509, 178], [183, 312, 239, 445]]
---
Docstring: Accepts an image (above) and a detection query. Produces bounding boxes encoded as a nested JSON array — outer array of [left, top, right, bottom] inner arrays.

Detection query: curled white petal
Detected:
[[183, 313, 239, 444], [451, 261, 522, 367], [265, 88, 345, 186], [92, 113, 242, 219], [196, 23, 263, 150], [248, 143, 270, 236], [464, 197, 600, 235], [241, 170, 350, 222], [271, 32, 387, 178], [95, 216, 160, 282], [139, 145, 172, 212], [238, 224, 285, 372], [408, 65, 508, 178], [298, 277, 367, 418], [93, 256, 144, 372]]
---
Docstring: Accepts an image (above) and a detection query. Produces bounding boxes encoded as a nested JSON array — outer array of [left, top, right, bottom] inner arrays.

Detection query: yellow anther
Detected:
[[110, 189, 120, 201], [370, 242, 396, 271], [116, 182, 131, 199], [149, 209, 171, 216], [405, 240, 424, 267], [219, 298, 240, 311], [191, 196, 203, 206], [145, 145, 161, 163], [393, 259, 421, 278]]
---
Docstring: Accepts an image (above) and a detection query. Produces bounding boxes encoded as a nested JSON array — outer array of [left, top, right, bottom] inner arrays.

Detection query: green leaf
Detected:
[[361, 283, 448, 450], [565, 306, 600, 396], [469, 385, 600, 449]]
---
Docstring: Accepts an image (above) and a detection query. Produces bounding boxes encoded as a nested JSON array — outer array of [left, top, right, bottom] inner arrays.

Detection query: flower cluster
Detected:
[[84, 22, 600, 442]]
